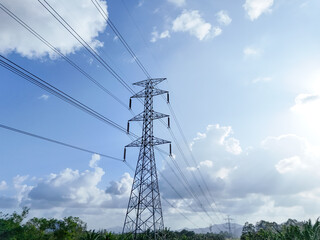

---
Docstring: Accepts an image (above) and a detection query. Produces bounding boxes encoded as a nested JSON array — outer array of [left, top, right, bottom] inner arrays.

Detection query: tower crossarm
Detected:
[[131, 88, 168, 99], [126, 137, 170, 148], [133, 78, 166, 87], [129, 110, 169, 122]]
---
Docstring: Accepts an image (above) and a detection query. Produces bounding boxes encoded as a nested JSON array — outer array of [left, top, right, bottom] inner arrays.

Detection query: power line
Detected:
[[0, 3, 128, 110], [0, 120, 203, 230], [123, 161, 203, 230], [159, 120, 223, 228], [4, 0, 225, 228], [91, 0, 152, 79], [0, 55, 134, 136], [90, 0, 226, 222], [163, 101, 226, 223], [155, 147, 223, 231], [0, 123, 123, 161], [38, 0, 136, 95]]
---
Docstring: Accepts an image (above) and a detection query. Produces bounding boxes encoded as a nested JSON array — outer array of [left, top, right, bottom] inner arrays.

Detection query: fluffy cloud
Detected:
[[150, 29, 170, 43], [0, 0, 107, 59], [216, 11, 232, 26], [0, 180, 7, 190], [106, 173, 132, 196], [243, 47, 261, 57], [172, 10, 212, 41], [160, 123, 320, 225], [24, 154, 132, 210], [243, 0, 274, 21], [0, 155, 134, 228], [3, 123, 320, 229], [167, 0, 186, 7], [275, 156, 306, 174]]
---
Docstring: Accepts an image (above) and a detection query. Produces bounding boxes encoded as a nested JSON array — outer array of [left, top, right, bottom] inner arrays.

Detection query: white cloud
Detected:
[[243, 47, 261, 57], [0, 155, 132, 213], [275, 156, 305, 174], [290, 93, 320, 116], [0, 0, 107, 59], [167, 0, 186, 7], [199, 160, 213, 168], [160, 123, 320, 226], [13, 175, 33, 203], [172, 10, 212, 41], [3, 123, 320, 229], [225, 137, 242, 155], [0, 181, 7, 190], [252, 77, 272, 83], [216, 167, 233, 180], [292, 93, 320, 107], [203, 124, 242, 155], [27, 160, 108, 208], [216, 11, 232, 26], [150, 29, 170, 43], [38, 94, 49, 100], [89, 154, 101, 168], [106, 173, 132, 196], [290, 93, 320, 136], [243, 0, 274, 21], [0, 155, 134, 228], [212, 27, 222, 38]]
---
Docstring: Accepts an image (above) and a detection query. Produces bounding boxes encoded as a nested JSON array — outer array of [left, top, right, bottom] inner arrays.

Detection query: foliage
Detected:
[[240, 218, 320, 240], [0, 208, 230, 239]]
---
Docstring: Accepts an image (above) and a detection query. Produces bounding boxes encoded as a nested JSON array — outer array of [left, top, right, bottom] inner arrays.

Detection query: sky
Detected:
[[1, 0, 320, 232]]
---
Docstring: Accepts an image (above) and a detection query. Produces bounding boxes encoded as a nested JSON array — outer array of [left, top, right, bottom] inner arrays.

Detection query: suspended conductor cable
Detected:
[[38, 0, 136, 95], [156, 147, 222, 229], [0, 123, 123, 161], [0, 3, 128, 110], [91, 0, 225, 220], [123, 161, 202, 229], [165, 103, 225, 221], [91, 0, 151, 79], [0, 55, 138, 137]]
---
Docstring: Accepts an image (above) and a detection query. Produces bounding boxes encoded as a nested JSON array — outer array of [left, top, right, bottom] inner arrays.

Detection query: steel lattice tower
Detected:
[[123, 78, 170, 239]]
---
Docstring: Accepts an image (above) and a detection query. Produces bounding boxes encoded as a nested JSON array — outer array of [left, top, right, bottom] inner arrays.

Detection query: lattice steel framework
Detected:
[[123, 78, 170, 239]]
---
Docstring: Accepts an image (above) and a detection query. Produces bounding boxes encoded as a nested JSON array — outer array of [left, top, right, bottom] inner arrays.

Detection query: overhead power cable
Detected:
[[90, 0, 226, 221], [5, 1, 222, 226], [0, 3, 128, 110], [164, 103, 225, 222], [157, 168, 212, 226], [0, 123, 123, 161], [38, 0, 136, 95], [0, 55, 137, 137], [156, 146, 223, 230], [93, 0, 225, 221], [91, 0, 151, 79], [123, 161, 203, 230]]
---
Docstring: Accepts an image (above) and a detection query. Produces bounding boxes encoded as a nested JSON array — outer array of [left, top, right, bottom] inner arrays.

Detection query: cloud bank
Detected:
[[0, 0, 107, 59], [2, 123, 320, 229]]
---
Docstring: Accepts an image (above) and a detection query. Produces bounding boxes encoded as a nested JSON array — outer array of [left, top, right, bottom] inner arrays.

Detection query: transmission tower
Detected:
[[123, 78, 171, 239], [225, 215, 234, 237]]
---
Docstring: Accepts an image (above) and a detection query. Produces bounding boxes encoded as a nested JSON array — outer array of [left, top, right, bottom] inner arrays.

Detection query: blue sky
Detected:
[[1, 0, 320, 231]]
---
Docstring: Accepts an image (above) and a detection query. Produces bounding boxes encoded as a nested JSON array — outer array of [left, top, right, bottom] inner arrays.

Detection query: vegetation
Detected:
[[0, 208, 230, 240], [241, 218, 320, 240]]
